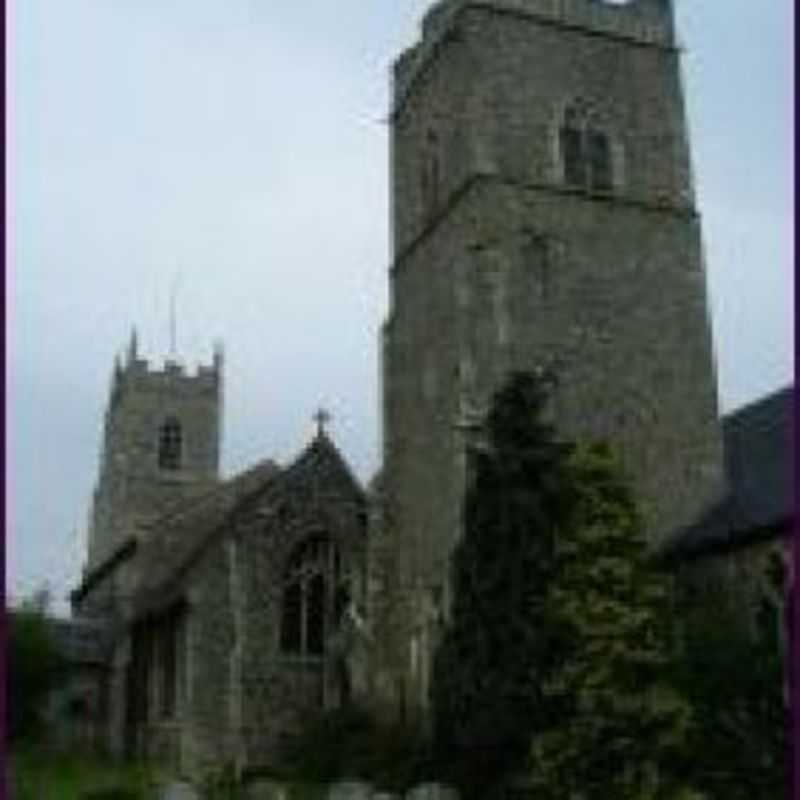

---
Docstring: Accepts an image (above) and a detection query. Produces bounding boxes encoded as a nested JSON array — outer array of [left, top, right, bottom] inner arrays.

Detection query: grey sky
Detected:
[[8, 1, 793, 614]]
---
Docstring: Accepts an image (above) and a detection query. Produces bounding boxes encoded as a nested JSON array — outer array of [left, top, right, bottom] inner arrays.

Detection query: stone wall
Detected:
[[180, 538, 236, 775], [677, 534, 790, 642], [235, 464, 368, 768]]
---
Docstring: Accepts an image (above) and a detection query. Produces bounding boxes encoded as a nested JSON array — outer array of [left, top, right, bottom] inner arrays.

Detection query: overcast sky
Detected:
[[8, 1, 793, 615]]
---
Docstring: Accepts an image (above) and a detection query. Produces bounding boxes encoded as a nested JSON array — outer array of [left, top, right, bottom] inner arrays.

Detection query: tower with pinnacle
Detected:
[[86, 331, 223, 570], [373, 0, 726, 721]]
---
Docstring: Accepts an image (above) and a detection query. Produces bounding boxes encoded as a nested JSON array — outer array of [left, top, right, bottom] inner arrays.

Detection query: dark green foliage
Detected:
[[523, 443, 700, 800], [9, 749, 154, 800], [276, 706, 431, 792], [675, 565, 786, 799], [432, 372, 701, 799], [8, 597, 67, 742], [432, 371, 574, 797]]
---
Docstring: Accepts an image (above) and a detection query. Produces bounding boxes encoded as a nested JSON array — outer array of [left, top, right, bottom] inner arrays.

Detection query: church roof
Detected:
[[131, 431, 365, 619], [663, 385, 793, 560], [132, 458, 281, 616]]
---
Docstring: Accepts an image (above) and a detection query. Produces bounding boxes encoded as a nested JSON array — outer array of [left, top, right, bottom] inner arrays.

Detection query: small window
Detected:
[[158, 417, 182, 471], [587, 129, 612, 191], [559, 104, 614, 194], [561, 125, 585, 188]]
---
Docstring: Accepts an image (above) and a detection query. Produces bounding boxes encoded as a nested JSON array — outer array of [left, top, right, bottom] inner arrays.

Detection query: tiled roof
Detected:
[[132, 458, 281, 616]]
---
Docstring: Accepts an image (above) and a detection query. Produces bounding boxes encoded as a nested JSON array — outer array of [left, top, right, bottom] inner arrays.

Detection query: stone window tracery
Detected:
[[158, 416, 182, 471], [280, 536, 346, 657], [559, 104, 614, 193]]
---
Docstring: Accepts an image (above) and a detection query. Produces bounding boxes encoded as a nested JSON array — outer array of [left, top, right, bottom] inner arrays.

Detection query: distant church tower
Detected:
[[374, 0, 725, 721], [86, 331, 223, 570]]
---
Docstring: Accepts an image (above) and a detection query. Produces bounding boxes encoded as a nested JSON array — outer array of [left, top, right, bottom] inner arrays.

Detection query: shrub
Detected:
[[276, 706, 432, 792], [8, 596, 67, 742]]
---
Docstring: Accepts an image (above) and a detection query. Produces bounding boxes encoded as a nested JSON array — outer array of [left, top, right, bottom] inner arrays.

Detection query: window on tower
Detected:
[[158, 417, 182, 471], [559, 104, 614, 194]]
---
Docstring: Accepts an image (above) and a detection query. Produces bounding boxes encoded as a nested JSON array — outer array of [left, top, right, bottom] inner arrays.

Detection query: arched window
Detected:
[[280, 536, 346, 657], [559, 104, 613, 193], [158, 417, 182, 471]]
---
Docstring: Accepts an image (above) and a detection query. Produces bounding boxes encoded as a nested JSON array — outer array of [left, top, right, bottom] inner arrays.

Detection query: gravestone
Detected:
[[245, 779, 289, 800], [405, 783, 460, 800], [157, 781, 199, 800], [327, 780, 373, 800]]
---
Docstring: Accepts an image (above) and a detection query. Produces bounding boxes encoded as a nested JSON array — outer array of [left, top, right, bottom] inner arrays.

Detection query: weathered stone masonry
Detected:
[[375, 0, 725, 721]]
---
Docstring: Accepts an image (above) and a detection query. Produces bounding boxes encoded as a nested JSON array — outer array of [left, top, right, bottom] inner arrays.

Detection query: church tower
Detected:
[[376, 0, 725, 720], [86, 331, 223, 570]]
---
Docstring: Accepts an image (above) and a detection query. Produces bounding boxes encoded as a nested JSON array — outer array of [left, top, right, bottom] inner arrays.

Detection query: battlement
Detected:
[[394, 0, 675, 110], [110, 333, 223, 408], [123, 357, 221, 384]]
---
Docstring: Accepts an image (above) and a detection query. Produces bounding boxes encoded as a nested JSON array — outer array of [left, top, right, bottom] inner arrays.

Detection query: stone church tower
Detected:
[[86, 331, 223, 570], [372, 0, 726, 722]]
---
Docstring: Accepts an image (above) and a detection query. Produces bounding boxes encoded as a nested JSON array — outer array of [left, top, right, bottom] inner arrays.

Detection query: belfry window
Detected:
[[280, 536, 345, 657], [158, 417, 182, 471], [559, 105, 613, 193]]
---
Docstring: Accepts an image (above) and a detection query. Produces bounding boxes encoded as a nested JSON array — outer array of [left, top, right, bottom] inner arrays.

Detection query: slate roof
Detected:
[[664, 386, 793, 560], [132, 457, 281, 617]]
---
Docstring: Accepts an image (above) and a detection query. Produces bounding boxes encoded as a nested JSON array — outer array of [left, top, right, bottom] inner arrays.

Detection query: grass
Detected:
[[9, 747, 160, 800]]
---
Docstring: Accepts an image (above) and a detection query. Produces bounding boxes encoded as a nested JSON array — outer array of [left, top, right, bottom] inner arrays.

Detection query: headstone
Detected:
[[245, 779, 289, 800], [405, 783, 460, 800], [327, 780, 374, 800], [157, 781, 200, 800]]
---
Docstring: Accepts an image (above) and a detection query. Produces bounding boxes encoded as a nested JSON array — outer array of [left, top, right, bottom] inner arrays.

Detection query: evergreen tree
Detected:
[[522, 443, 702, 800], [432, 372, 702, 799], [8, 590, 66, 742], [432, 371, 573, 797]]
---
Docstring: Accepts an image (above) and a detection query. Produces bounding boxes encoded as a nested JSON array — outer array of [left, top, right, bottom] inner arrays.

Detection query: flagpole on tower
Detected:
[[169, 274, 180, 358]]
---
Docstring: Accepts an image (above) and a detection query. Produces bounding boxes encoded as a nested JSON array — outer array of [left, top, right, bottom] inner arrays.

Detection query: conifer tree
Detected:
[[432, 372, 702, 799], [432, 370, 573, 797], [522, 443, 702, 800]]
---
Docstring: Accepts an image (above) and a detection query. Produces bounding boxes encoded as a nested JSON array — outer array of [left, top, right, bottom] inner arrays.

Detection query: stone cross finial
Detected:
[[313, 407, 331, 437]]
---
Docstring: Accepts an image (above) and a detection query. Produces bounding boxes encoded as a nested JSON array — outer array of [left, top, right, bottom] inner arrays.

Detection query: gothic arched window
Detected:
[[280, 536, 345, 657], [158, 417, 182, 471], [559, 104, 613, 193]]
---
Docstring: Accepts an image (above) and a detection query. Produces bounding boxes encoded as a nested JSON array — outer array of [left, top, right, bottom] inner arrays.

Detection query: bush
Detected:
[[276, 706, 432, 792], [8, 597, 67, 742]]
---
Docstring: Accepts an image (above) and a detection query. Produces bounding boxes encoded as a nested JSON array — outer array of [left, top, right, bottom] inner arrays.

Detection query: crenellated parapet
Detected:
[[394, 0, 675, 115]]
